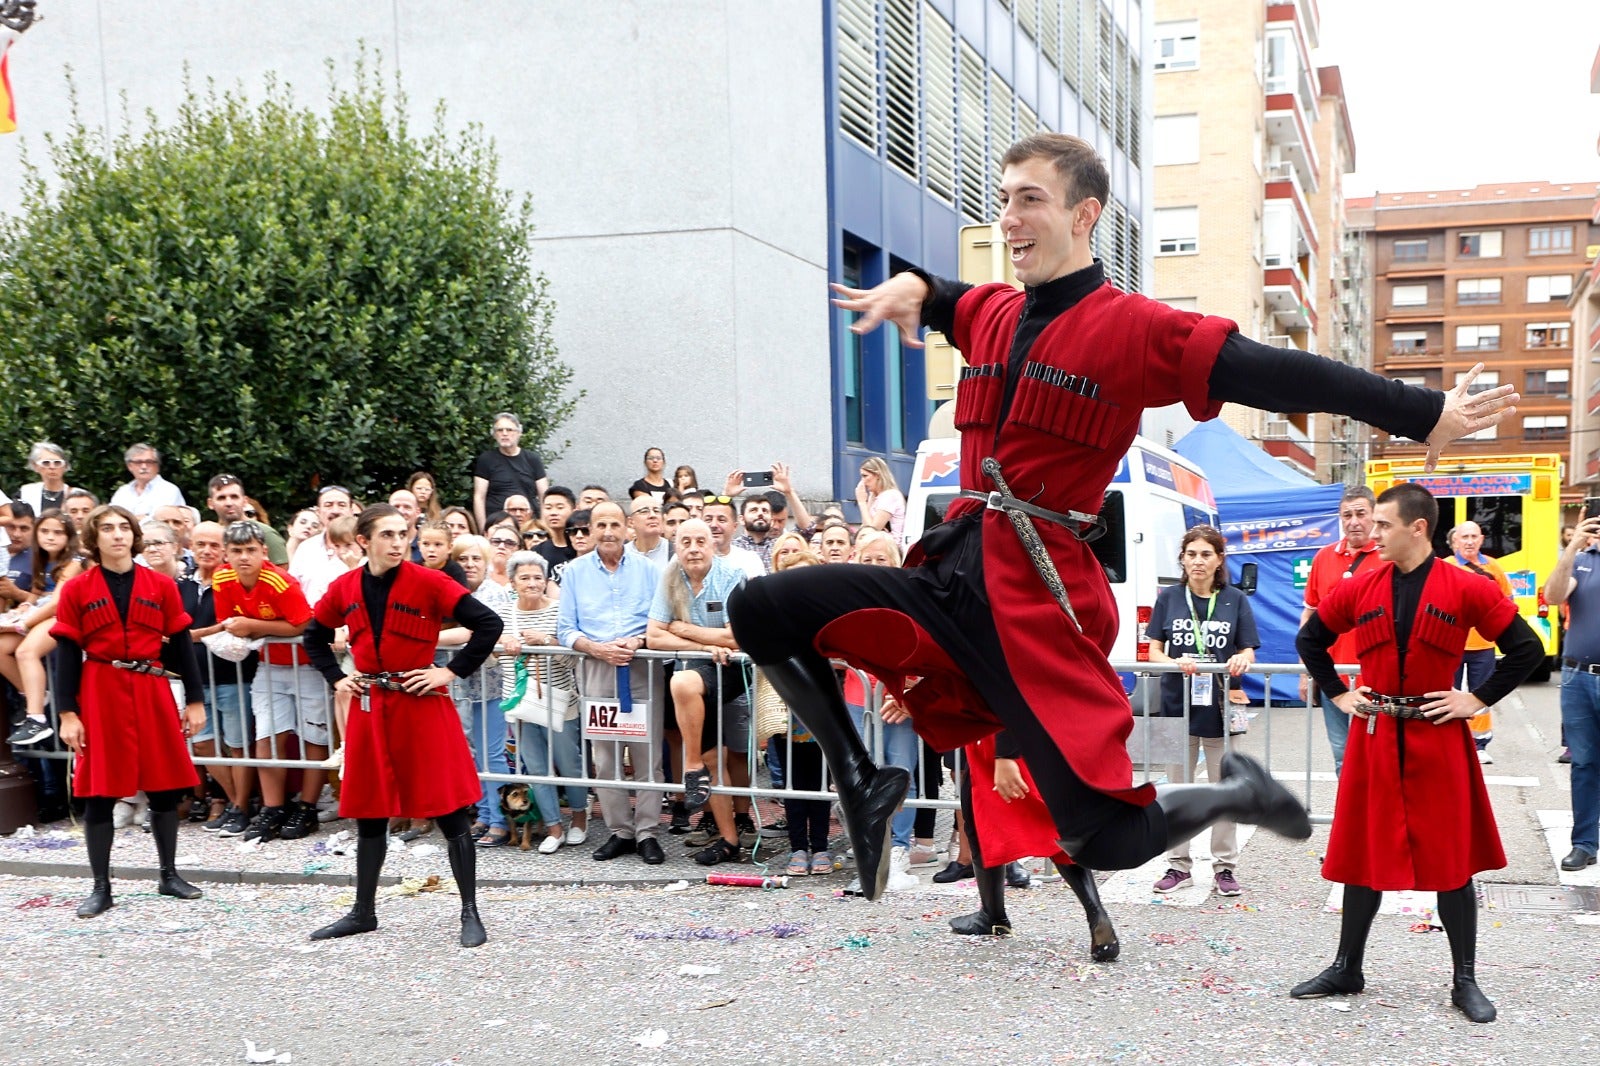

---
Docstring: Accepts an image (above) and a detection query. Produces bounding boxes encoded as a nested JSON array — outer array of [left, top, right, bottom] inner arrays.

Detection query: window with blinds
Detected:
[[922, 3, 956, 204], [1062, 0, 1081, 92], [1113, 29, 1130, 156], [990, 72, 1015, 160], [1017, 101, 1039, 141], [837, 0, 879, 152], [1017, 0, 1039, 43], [884, 0, 920, 180], [1095, 3, 1114, 124], [958, 41, 988, 221], [1039, 0, 1063, 74]]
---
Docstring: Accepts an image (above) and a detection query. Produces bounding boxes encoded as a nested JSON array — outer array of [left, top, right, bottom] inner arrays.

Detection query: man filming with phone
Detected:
[[1543, 502, 1600, 875], [720, 464, 818, 574]]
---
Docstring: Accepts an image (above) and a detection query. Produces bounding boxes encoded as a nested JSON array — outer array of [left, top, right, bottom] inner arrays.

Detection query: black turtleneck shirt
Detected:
[[915, 261, 1444, 445]]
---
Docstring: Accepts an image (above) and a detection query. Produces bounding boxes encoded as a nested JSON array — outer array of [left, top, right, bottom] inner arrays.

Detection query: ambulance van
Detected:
[[903, 435, 1219, 698]]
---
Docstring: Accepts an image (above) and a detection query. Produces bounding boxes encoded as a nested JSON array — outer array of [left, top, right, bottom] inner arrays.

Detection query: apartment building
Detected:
[[1565, 49, 1600, 498], [1149, 0, 1362, 480], [1349, 183, 1600, 470]]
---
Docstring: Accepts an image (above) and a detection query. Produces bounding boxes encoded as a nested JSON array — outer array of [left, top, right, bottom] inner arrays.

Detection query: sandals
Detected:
[[786, 850, 811, 876], [467, 821, 490, 841], [398, 820, 434, 842], [681, 767, 713, 812], [477, 827, 511, 849], [692, 837, 741, 866], [810, 850, 835, 876]]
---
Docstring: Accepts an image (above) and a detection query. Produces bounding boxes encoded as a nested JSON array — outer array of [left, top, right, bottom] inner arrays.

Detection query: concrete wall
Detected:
[[0, 1, 833, 500]]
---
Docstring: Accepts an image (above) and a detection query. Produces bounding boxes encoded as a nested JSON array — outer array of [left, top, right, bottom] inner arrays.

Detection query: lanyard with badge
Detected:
[[1186, 587, 1217, 705]]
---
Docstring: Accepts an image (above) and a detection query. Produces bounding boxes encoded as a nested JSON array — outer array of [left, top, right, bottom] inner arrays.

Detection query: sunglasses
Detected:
[[318, 485, 351, 498], [36, 459, 66, 467], [127, 458, 158, 466], [522, 531, 546, 542], [567, 526, 591, 537], [489, 537, 519, 548], [701, 495, 733, 506]]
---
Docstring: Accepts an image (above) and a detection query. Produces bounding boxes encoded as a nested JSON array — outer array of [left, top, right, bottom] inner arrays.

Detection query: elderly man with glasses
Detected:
[[111, 443, 187, 518], [626, 497, 670, 566]]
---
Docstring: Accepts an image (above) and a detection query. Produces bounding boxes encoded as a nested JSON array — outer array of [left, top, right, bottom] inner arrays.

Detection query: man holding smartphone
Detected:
[[1542, 507, 1600, 875]]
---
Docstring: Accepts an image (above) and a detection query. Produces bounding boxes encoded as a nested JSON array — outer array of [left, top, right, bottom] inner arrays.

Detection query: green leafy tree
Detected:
[[0, 57, 575, 519]]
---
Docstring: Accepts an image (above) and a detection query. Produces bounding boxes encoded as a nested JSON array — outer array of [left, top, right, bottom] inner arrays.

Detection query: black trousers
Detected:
[[731, 525, 1165, 870]]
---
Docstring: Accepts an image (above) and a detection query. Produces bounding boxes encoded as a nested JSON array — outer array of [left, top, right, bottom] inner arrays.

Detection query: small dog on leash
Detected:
[[499, 784, 543, 850]]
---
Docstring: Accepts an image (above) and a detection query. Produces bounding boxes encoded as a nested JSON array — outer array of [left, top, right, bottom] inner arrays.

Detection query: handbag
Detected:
[[502, 656, 575, 731], [753, 670, 790, 741]]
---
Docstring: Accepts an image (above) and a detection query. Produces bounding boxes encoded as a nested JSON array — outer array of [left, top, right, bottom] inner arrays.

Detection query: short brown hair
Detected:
[[1000, 133, 1110, 214], [81, 504, 144, 564], [1376, 482, 1438, 538], [1179, 525, 1228, 592]]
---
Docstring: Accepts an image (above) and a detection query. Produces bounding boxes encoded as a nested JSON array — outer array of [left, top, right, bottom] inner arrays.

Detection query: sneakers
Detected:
[[1559, 747, 1573, 764], [1153, 868, 1192, 893], [1476, 748, 1494, 765], [278, 801, 320, 840], [906, 843, 945, 868], [6, 716, 53, 747], [1214, 869, 1243, 896], [682, 812, 719, 847], [886, 846, 918, 892], [216, 806, 251, 837], [735, 812, 760, 849], [202, 804, 231, 832], [242, 804, 289, 843], [668, 800, 692, 834]]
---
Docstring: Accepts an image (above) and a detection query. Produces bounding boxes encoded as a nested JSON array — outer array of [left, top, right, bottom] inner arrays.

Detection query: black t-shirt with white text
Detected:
[[1146, 582, 1260, 737]]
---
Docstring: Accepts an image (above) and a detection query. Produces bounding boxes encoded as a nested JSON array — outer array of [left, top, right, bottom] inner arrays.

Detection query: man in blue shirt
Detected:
[[1544, 513, 1600, 872], [558, 501, 665, 865], [647, 519, 750, 864]]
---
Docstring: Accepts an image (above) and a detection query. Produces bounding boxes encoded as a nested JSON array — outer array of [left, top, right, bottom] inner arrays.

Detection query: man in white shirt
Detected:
[[288, 485, 356, 585], [109, 443, 187, 518], [702, 497, 765, 580]]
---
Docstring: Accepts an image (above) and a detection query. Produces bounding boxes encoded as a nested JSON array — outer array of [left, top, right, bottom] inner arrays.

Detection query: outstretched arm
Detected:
[[1211, 335, 1518, 473]]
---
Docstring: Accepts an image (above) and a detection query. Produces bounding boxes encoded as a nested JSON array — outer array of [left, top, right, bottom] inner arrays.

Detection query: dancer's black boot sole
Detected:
[[446, 828, 488, 948], [77, 816, 116, 919]]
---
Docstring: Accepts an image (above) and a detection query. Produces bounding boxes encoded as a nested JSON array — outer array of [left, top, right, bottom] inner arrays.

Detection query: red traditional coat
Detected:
[[50, 566, 198, 798], [1316, 559, 1517, 890], [965, 734, 1072, 868], [314, 562, 482, 819], [820, 283, 1236, 805]]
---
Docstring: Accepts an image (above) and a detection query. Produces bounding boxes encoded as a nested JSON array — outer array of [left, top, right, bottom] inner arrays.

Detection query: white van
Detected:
[[903, 435, 1219, 700]]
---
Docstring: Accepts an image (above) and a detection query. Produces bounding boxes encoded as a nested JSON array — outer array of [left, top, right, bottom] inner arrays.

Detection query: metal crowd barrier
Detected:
[[19, 639, 1355, 827]]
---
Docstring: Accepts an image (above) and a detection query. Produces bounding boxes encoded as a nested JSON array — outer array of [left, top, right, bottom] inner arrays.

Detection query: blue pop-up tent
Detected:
[[1174, 421, 1344, 702]]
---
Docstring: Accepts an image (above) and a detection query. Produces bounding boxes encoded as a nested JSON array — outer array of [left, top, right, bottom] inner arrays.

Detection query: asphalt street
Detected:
[[2, 678, 1596, 1066]]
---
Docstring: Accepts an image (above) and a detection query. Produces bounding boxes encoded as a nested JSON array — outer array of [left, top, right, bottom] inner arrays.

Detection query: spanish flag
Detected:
[[1, 46, 15, 134]]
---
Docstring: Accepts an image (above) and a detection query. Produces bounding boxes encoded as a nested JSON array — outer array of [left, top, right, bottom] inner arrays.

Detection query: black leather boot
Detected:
[[1156, 752, 1311, 847], [949, 862, 1011, 936], [152, 808, 202, 900], [1057, 861, 1120, 962], [1438, 881, 1495, 1023], [446, 824, 488, 948], [1291, 884, 1380, 998], [311, 830, 383, 940], [76, 817, 116, 919], [757, 657, 910, 902]]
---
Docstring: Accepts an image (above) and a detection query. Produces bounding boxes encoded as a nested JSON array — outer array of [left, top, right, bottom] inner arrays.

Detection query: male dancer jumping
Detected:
[[728, 132, 1519, 900]]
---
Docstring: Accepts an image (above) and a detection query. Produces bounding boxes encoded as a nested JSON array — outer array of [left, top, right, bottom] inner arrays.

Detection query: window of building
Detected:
[[1395, 375, 1428, 387], [1524, 368, 1570, 396], [1524, 415, 1569, 441], [1263, 30, 1296, 95], [1152, 114, 1199, 166], [883, 0, 920, 181], [1392, 284, 1429, 308], [1454, 324, 1501, 351], [841, 242, 866, 444], [1392, 238, 1430, 262], [1525, 321, 1572, 348], [836, 0, 878, 152], [1527, 274, 1575, 303], [1155, 207, 1199, 255], [1161, 297, 1200, 311], [956, 41, 986, 223], [1455, 277, 1501, 304], [1152, 20, 1198, 71], [1464, 423, 1498, 442], [1456, 231, 1503, 258], [1391, 329, 1430, 354], [1454, 369, 1500, 395], [1528, 226, 1575, 256]]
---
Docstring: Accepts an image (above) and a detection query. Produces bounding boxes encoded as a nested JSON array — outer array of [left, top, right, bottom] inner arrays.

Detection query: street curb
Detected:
[[0, 859, 697, 890]]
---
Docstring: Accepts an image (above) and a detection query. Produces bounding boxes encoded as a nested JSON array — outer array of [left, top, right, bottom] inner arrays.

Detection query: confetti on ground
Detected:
[[634, 923, 807, 943]]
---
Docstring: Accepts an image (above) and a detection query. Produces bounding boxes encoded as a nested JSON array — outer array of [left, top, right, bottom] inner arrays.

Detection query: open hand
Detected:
[[829, 273, 930, 350], [1424, 363, 1519, 472]]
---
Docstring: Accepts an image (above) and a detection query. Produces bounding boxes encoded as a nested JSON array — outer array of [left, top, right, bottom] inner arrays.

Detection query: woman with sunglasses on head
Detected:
[[440, 506, 478, 544], [17, 442, 74, 516]]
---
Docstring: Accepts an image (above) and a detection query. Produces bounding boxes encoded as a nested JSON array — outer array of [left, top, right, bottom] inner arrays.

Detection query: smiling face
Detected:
[[512, 562, 547, 600], [317, 489, 353, 524], [996, 157, 1099, 286]]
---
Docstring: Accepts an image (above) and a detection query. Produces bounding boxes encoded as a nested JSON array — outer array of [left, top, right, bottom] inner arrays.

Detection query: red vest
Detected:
[[1318, 557, 1517, 696], [318, 561, 465, 673]]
